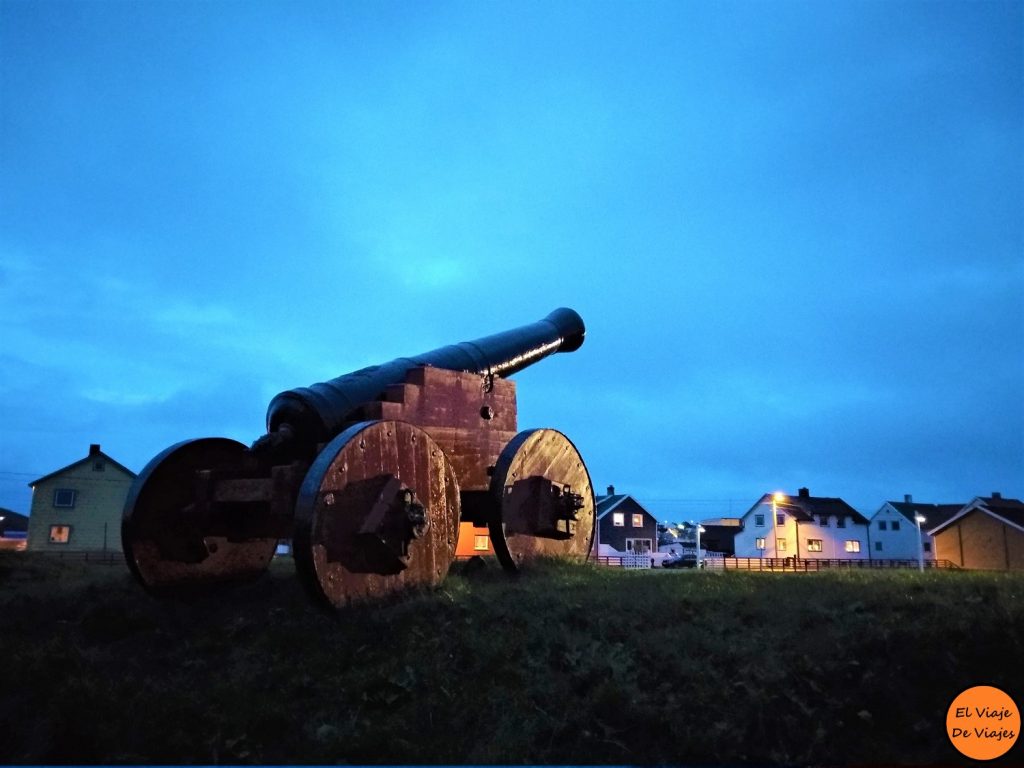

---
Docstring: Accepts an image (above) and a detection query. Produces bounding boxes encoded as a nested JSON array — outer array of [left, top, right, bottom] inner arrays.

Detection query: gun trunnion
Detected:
[[122, 308, 595, 608]]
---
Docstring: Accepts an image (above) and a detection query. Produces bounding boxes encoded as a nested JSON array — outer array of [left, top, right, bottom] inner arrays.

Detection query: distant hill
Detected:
[[0, 509, 29, 535]]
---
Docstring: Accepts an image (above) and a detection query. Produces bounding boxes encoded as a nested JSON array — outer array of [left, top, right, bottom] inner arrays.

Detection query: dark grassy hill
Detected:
[[1, 552, 1021, 765]]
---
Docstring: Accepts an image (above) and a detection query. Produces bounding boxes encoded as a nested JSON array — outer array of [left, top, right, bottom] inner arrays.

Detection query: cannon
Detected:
[[122, 308, 595, 608]]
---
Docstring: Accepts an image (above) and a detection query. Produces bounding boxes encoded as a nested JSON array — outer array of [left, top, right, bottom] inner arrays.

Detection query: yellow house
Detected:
[[929, 494, 1024, 571], [27, 444, 136, 553]]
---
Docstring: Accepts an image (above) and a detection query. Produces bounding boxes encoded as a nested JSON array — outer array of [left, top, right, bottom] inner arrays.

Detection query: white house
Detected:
[[734, 488, 870, 560], [868, 494, 962, 561]]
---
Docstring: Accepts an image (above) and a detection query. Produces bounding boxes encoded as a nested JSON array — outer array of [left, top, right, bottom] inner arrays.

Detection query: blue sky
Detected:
[[1, 0, 1021, 521]]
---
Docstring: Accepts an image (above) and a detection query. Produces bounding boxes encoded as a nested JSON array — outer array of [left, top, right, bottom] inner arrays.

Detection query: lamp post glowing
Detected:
[[771, 492, 786, 570], [692, 522, 706, 570], [915, 514, 927, 572]]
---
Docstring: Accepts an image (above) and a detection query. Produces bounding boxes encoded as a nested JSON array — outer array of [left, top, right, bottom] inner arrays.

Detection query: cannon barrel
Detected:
[[262, 307, 585, 448]]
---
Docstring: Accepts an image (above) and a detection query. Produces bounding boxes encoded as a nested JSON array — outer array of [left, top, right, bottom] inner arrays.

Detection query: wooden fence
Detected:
[[704, 557, 959, 572]]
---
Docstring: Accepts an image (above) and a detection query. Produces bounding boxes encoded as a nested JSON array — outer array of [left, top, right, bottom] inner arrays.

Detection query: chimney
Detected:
[[607, 485, 616, 496], [904, 494, 913, 504], [798, 487, 810, 499], [89, 444, 101, 456], [992, 492, 1002, 500]]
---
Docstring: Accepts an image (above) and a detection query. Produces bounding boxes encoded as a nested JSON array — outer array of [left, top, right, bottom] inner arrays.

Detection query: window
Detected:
[[754, 514, 765, 527], [844, 540, 860, 553], [93, 460, 105, 472], [891, 521, 900, 531], [53, 489, 76, 508], [807, 539, 823, 552], [878, 520, 887, 531], [613, 513, 624, 527], [776, 513, 785, 525], [49, 525, 71, 544], [755, 537, 766, 550], [875, 541, 883, 551], [473, 535, 489, 551], [819, 515, 829, 527], [632, 514, 644, 528], [626, 538, 652, 553], [777, 538, 787, 552], [836, 517, 846, 528], [923, 542, 932, 553]]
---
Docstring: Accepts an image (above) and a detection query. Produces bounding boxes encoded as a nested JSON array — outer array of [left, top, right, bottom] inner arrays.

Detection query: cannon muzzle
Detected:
[[260, 308, 584, 452]]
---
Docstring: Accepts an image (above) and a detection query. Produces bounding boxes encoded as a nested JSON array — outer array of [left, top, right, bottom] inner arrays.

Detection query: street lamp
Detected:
[[691, 522, 706, 569], [771, 492, 786, 570], [915, 514, 927, 572]]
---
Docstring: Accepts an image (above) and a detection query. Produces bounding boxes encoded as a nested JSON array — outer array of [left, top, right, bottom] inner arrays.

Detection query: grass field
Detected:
[[1, 552, 1022, 765]]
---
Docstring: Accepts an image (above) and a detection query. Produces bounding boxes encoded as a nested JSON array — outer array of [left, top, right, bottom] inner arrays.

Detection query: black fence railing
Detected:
[[35, 550, 124, 566]]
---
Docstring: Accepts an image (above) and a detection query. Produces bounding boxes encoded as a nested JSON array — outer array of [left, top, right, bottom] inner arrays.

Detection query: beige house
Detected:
[[928, 494, 1024, 571], [27, 444, 136, 552]]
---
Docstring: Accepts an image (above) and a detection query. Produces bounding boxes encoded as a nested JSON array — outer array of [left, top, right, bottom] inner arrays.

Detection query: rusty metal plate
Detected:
[[122, 438, 278, 593], [488, 429, 595, 572], [293, 420, 460, 608]]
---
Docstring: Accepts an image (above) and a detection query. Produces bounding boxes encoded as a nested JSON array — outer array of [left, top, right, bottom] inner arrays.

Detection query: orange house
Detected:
[[929, 494, 1024, 571], [454, 521, 494, 559]]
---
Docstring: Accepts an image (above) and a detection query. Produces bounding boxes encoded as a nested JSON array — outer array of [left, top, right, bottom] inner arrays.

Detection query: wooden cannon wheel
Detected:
[[293, 420, 460, 608], [488, 428, 595, 572], [121, 438, 278, 592]]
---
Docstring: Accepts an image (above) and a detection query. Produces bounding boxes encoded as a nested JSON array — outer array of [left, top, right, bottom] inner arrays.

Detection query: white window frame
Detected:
[[807, 539, 823, 552], [754, 514, 765, 527], [53, 489, 77, 508], [631, 513, 644, 528], [844, 540, 860, 553], [777, 538, 787, 552], [612, 512, 625, 527], [755, 537, 766, 550]]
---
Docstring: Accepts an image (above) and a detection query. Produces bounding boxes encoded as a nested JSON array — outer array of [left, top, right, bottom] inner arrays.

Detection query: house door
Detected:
[[626, 538, 652, 554]]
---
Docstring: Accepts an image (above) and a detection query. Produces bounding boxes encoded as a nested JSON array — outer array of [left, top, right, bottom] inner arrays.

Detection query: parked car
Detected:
[[663, 552, 699, 568]]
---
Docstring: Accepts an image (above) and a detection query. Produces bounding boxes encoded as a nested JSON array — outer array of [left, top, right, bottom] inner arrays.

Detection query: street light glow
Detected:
[[772, 492, 786, 503]]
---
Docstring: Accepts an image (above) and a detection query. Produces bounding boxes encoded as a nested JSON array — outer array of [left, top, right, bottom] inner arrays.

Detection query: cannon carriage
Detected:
[[122, 308, 595, 608]]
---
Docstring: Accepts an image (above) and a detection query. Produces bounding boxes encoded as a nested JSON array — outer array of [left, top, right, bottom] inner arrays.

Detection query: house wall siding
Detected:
[[27, 461, 134, 552], [596, 498, 657, 553], [936, 512, 1024, 571], [868, 504, 933, 560]]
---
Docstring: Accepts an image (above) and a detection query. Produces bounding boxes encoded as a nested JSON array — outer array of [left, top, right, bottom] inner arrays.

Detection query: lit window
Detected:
[[819, 516, 829, 527], [875, 541, 883, 551], [754, 514, 765, 527], [53, 489, 76, 508], [836, 517, 846, 529], [923, 542, 932, 553], [473, 535, 489, 551], [632, 514, 643, 527], [878, 520, 887, 531], [844, 540, 860, 553], [49, 525, 71, 544], [776, 513, 785, 525], [755, 537, 766, 550], [891, 521, 900, 531], [807, 539, 823, 552], [613, 513, 624, 527], [777, 538, 786, 552]]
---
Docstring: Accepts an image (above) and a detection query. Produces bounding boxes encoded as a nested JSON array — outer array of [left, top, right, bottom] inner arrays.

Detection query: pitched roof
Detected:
[[745, 492, 869, 525], [885, 501, 962, 528], [28, 448, 136, 487], [0, 509, 29, 533], [928, 496, 1024, 536], [595, 494, 656, 521]]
